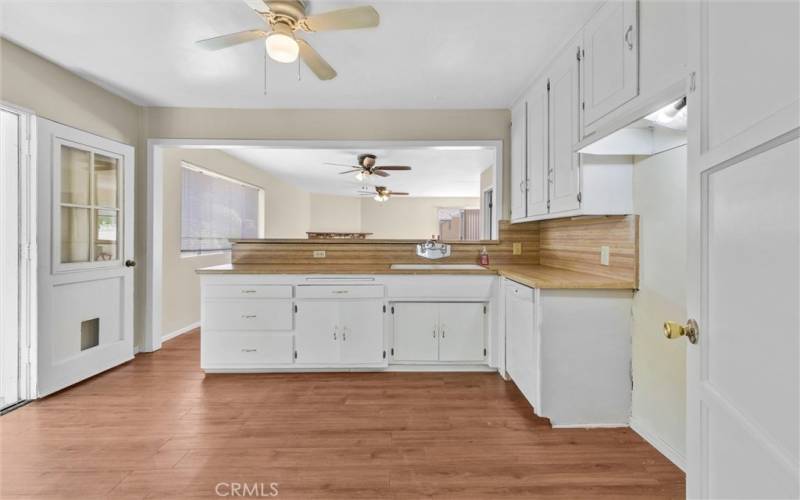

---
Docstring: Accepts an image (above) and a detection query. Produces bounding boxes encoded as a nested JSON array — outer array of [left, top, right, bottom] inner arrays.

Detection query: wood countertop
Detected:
[[196, 263, 635, 290]]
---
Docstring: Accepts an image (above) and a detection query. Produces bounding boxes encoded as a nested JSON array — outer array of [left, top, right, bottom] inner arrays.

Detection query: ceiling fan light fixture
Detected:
[[374, 194, 388, 202], [355, 172, 365, 181], [265, 23, 299, 63]]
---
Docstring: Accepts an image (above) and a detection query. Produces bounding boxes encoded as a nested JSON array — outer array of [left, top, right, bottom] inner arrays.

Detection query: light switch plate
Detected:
[[313, 250, 326, 258], [512, 242, 522, 255], [600, 246, 610, 266]]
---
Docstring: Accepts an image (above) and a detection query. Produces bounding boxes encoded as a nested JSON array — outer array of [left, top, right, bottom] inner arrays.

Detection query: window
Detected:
[[438, 207, 481, 241], [181, 163, 263, 255]]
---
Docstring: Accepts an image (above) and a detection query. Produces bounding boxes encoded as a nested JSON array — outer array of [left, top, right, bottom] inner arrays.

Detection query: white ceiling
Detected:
[[0, 0, 600, 109], [222, 146, 496, 197]]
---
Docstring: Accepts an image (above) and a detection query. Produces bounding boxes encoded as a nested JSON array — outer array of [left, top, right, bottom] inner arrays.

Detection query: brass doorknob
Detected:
[[663, 319, 699, 344]]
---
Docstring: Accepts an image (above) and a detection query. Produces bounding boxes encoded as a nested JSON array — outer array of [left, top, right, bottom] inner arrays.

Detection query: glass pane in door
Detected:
[[94, 209, 118, 261], [61, 207, 90, 263], [61, 146, 91, 205], [94, 154, 118, 208]]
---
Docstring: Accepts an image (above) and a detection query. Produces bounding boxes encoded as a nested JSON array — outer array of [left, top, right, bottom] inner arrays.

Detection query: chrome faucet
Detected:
[[416, 238, 451, 260]]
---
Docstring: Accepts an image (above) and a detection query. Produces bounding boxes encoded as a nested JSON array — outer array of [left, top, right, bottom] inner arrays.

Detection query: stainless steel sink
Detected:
[[390, 263, 486, 271]]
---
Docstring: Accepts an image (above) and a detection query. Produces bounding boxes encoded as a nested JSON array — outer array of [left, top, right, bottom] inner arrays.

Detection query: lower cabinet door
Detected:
[[202, 331, 294, 367], [438, 303, 486, 362], [393, 303, 439, 362], [339, 300, 385, 365], [294, 301, 340, 364]]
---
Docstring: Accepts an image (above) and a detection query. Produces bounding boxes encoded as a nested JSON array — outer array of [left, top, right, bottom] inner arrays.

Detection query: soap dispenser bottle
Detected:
[[479, 246, 489, 267]]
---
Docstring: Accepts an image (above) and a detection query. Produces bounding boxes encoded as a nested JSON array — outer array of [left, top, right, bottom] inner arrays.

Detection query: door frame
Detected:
[[0, 102, 37, 403], [145, 139, 503, 353]]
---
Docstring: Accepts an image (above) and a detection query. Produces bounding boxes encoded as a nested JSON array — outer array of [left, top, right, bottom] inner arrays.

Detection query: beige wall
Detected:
[[161, 148, 310, 335], [308, 194, 362, 234], [631, 145, 687, 465], [360, 197, 479, 239]]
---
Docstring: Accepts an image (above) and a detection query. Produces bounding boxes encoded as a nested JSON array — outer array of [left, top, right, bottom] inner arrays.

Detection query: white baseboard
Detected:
[[551, 422, 629, 429], [630, 416, 686, 471], [162, 321, 200, 343]]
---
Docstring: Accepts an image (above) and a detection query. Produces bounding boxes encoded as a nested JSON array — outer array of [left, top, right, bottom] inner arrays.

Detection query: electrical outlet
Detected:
[[600, 246, 610, 266], [512, 242, 523, 255], [313, 250, 326, 258]]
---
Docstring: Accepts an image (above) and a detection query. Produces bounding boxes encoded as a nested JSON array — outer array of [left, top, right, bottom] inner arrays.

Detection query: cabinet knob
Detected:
[[125, 260, 136, 267], [664, 319, 699, 344]]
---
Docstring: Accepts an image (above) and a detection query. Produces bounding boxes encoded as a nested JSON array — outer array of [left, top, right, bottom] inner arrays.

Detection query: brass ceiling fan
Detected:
[[196, 0, 380, 80], [327, 153, 412, 180], [358, 185, 409, 203]]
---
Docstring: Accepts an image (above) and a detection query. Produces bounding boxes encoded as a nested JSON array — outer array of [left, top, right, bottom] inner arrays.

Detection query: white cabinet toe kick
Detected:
[[200, 274, 496, 373]]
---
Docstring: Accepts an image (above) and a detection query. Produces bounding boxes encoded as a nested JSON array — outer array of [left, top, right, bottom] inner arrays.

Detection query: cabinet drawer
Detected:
[[202, 331, 293, 366], [204, 300, 293, 331], [295, 285, 384, 299], [204, 284, 292, 299]]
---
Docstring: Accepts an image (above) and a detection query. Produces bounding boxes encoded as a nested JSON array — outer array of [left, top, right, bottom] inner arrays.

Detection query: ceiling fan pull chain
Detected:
[[297, 58, 302, 81]]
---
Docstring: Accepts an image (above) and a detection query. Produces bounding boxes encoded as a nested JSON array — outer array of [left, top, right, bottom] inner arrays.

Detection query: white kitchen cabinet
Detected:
[[581, 0, 638, 130], [504, 281, 539, 410], [526, 78, 549, 217], [294, 300, 340, 364], [438, 303, 486, 362], [339, 300, 385, 365], [392, 302, 486, 363], [510, 99, 528, 221], [392, 302, 439, 361], [548, 42, 582, 214], [295, 298, 386, 366]]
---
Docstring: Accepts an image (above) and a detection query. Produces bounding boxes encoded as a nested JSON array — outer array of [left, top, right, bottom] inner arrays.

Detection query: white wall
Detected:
[[308, 194, 362, 234], [631, 145, 688, 467], [161, 148, 310, 337], [360, 197, 480, 239]]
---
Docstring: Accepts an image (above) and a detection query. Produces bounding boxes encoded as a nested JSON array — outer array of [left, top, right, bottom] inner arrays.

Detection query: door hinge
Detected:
[[294, 304, 298, 313], [483, 348, 487, 357], [483, 305, 487, 314], [294, 350, 298, 359], [581, 101, 585, 111], [577, 192, 582, 203], [391, 306, 395, 314], [546, 79, 550, 92], [576, 46, 581, 61], [390, 347, 394, 356], [382, 350, 386, 359], [383, 304, 386, 313]]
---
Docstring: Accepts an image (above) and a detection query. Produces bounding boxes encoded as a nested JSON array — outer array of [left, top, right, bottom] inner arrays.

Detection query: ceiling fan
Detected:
[[327, 153, 412, 181], [358, 185, 409, 203], [195, 0, 380, 80]]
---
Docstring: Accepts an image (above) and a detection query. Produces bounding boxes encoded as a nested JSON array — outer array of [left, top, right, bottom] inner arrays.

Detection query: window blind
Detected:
[[180, 165, 260, 254]]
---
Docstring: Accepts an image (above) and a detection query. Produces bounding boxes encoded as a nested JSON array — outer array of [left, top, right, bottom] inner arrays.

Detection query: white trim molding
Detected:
[[162, 321, 200, 343], [630, 416, 687, 472]]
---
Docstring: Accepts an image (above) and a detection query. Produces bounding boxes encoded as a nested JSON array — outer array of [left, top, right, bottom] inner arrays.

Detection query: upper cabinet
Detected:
[[525, 78, 549, 217], [548, 45, 582, 215], [581, 0, 639, 132], [510, 100, 528, 221]]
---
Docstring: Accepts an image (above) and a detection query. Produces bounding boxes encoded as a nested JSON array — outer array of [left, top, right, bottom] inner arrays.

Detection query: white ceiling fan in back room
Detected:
[[196, 0, 380, 81]]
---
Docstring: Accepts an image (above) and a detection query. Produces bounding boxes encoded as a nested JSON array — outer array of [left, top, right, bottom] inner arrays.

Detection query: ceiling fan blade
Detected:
[[241, 0, 269, 13], [338, 169, 361, 174], [374, 166, 412, 171], [195, 30, 267, 50], [297, 39, 337, 80], [390, 192, 409, 196], [301, 6, 380, 32], [373, 170, 390, 177], [196, 29, 268, 51], [324, 162, 357, 168]]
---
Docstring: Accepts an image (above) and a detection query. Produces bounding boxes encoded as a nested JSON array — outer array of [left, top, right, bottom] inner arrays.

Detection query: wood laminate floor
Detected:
[[0, 331, 684, 499]]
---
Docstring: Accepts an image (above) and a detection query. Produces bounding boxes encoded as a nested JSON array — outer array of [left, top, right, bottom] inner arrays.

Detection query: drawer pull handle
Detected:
[[331, 290, 349, 294], [241, 289, 257, 294], [241, 314, 257, 319], [241, 348, 257, 353]]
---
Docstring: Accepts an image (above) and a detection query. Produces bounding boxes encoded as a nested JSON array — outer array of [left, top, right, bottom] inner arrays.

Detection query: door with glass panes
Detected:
[[37, 119, 134, 396]]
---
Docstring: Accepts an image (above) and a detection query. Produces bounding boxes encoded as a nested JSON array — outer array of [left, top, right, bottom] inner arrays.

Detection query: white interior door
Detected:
[[437, 303, 485, 362], [392, 302, 438, 362], [339, 300, 384, 365], [684, 1, 799, 497], [36, 119, 134, 397]]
